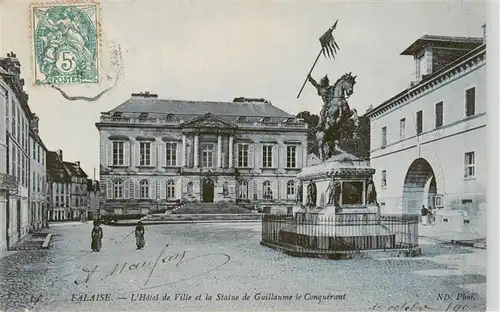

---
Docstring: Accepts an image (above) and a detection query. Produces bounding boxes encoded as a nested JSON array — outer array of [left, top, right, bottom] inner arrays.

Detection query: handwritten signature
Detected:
[[74, 244, 230, 292]]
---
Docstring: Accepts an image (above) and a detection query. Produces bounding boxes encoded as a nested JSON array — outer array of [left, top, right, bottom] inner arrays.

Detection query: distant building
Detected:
[[95, 94, 309, 215], [47, 150, 71, 221], [64, 161, 88, 220], [29, 114, 48, 230], [46, 150, 90, 221], [0, 52, 32, 249], [87, 179, 100, 220], [365, 34, 486, 233]]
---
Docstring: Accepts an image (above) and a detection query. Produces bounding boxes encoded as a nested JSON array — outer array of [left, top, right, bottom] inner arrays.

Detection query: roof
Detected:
[[366, 43, 485, 118], [107, 95, 293, 123], [47, 151, 71, 183], [400, 35, 484, 55], [64, 161, 88, 178]]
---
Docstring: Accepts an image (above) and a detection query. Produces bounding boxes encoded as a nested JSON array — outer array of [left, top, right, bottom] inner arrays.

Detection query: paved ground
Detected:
[[0, 222, 487, 312]]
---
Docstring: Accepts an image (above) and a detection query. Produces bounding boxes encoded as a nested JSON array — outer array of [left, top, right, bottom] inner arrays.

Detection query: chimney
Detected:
[[31, 114, 40, 134], [57, 149, 63, 160], [75, 161, 80, 167], [482, 23, 486, 42]]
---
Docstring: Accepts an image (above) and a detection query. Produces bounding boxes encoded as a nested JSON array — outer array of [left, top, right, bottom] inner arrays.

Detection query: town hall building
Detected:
[[95, 94, 309, 215]]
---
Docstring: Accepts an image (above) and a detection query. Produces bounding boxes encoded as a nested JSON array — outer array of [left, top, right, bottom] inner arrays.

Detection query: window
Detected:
[[17, 149, 20, 183], [165, 142, 177, 166], [287, 181, 295, 195], [11, 100, 15, 137], [466, 87, 476, 117], [435, 102, 443, 128], [416, 53, 425, 81], [381, 127, 387, 147], [400, 118, 406, 140], [263, 181, 272, 200], [381, 170, 387, 188], [37, 145, 40, 163], [416, 110, 423, 134], [16, 107, 20, 142], [42, 152, 45, 165], [237, 144, 249, 167], [262, 145, 273, 168], [140, 142, 151, 166], [167, 180, 175, 199], [113, 180, 123, 198], [33, 172, 36, 192], [37, 173, 40, 192], [201, 143, 214, 168], [465, 152, 475, 178], [187, 182, 193, 196], [238, 181, 248, 199], [286, 146, 297, 168], [140, 180, 149, 199], [112, 141, 124, 166], [33, 141, 36, 159], [11, 146, 16, 178]]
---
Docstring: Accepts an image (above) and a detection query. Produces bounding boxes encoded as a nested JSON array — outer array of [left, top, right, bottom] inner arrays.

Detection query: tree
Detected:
[[296, 111, 320, 156]]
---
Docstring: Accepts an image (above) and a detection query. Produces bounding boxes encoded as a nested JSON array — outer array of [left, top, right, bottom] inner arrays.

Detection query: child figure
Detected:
[[91, 221, 103, 252]]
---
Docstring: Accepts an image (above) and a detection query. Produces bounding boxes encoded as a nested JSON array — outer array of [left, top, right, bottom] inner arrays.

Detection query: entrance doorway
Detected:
[[402, 158, 437, 214], [202, 179, 214, 203]]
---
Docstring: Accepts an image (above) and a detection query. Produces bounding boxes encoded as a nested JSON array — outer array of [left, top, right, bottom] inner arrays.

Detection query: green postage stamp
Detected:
[[30, 2, 100, 85]]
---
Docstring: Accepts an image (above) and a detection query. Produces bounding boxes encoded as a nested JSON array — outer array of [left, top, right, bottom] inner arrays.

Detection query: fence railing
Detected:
[[261, 213, 419, 254]]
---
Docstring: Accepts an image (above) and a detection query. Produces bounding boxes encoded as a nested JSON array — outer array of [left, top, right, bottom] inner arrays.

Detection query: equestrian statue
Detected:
[[307, 72, 359, 161]]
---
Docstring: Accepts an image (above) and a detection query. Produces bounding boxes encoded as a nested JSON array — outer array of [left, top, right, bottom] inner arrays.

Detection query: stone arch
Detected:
[[419, 147, 446, 195], [402, 158, 439, 214]]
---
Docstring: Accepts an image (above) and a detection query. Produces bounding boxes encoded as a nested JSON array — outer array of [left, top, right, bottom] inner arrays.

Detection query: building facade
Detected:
[[95, 94, 309, 215], [365, 35, 486, 233], [64, 161, 88, 219], [29, 114, 48, 230], [47, 150, 71, 221], [0, 53, 32, 248]]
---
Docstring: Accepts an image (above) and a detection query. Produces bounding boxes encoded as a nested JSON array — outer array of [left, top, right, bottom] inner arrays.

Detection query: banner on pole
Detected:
[[319, 20, 340, 59]]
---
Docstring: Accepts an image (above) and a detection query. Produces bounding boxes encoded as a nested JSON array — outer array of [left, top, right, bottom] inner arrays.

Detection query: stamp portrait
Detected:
[[30, 1, 100, 85]]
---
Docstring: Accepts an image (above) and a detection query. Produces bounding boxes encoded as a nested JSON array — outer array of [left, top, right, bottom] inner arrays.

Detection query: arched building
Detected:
[[365, 33, 486, 234], [95, 95, 309, 215]]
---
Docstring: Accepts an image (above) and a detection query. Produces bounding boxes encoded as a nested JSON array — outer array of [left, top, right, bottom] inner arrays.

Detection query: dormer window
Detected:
[[165, 114, 175, 121], [283, 117, 295, 124], [139, 113, 149, 119], [237, 116, 247, 123], [112, 112, 122, 117], [415, 52, 425, 81], [261, 117, 271, 123]]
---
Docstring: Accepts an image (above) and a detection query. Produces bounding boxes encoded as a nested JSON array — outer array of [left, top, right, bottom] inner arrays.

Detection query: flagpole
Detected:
[[297, 48, 323, 99]]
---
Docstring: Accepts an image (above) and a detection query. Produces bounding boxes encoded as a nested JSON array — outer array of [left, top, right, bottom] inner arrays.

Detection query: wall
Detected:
[[368, 53, 486, 233]]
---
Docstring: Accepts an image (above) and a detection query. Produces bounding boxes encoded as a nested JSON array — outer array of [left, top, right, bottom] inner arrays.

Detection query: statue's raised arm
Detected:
[[307, 73, 321, 91]]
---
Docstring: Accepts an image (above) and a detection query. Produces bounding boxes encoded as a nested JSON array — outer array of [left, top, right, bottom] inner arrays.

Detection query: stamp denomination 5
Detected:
[[30, 1, 101, 85]]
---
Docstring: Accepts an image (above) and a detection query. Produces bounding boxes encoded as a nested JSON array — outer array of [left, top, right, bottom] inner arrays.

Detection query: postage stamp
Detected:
[[30, 1, 101, 85]]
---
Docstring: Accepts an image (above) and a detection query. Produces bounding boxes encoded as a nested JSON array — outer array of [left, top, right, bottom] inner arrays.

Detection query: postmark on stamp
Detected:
[[30, 2, 101, 85]]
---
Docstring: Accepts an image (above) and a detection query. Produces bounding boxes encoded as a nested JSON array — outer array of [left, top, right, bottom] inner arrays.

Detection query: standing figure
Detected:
[[135, 221, 145, 250], [296, 181, 303, 204], [91, 221, 103, 252], [326, 178, 341, 205], [366, 178, 377, 205]]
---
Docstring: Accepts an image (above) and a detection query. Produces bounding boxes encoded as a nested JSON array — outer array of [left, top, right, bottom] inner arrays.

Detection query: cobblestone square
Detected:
[[0, 222, 487, 311]]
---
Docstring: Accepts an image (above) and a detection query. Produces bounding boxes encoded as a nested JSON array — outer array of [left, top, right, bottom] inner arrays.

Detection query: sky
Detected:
[[0, 0, 487, 180]]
